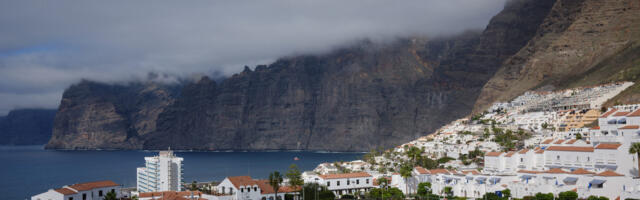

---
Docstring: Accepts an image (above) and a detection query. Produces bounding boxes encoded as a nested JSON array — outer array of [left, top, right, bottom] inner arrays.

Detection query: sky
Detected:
[[0, 0, 507, 115]]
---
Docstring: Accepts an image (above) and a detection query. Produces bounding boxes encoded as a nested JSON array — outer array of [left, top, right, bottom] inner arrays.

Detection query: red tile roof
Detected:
[[544, 168, 568, 174], [554, 139, 565, 144], [517, 170, 541, 174], [565, 139, 577, 144], [614, 112, 630, 117], [628, 109, 640, 117], [318, 172, 371, 179], [68, 180, 119, 191], [485, 152, 502, 157], [569, 168, 595, 175], [254, 180, 299, 194], [595, 143, 622, 149], [227, 176, 257, 188], [535, 149, 544, 154], [542, 139, 554, 144], [505, 151, 516, 157], [414, 166, 429, 174], [518, 149, 529, 154], [546, 146, 594, 152], [461, 170, 480, 175], [600, 108, 618, 118], [620, 125, 639, 129], [596, 170, 624, 177], [591, 126, 600, 130], [429, 169, 450, 174], [55, 188, 77, 195]]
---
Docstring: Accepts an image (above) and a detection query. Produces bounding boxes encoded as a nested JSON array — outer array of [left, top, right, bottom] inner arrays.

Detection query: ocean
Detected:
[[0, 145, 363, 200]]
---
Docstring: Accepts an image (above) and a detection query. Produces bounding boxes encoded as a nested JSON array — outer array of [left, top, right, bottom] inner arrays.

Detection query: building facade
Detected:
[[137, 150, 184, 193], [31, 180, 122, 200]]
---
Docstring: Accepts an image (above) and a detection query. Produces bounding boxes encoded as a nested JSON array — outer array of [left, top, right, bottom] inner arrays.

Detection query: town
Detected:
[[31, 82, 640, 200]]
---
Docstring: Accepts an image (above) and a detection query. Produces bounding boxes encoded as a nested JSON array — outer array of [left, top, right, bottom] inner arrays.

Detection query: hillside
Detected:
[[0, 109, 57, 145], [475, 0, 640, 112], [46, 0, 556, 151]]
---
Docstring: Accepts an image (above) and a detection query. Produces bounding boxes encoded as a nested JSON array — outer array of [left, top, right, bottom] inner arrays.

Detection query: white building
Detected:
[[32, 180, 122, 200], [215, 176, 297, 200], [304, 172, 374, 197], [138, 191, 214, 200], [137, 150, 184, 193]]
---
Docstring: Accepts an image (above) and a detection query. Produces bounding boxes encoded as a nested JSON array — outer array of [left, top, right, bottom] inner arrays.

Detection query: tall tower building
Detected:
[[136, 149, 184, 192]]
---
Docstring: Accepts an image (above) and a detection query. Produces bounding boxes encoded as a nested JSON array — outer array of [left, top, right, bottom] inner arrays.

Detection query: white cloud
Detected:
[[0, 0, 507, 114]]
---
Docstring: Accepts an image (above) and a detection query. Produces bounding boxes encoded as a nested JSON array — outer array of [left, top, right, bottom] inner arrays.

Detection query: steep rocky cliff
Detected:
[[0, 109, 57, 145], [46, 81, 179, 149], [47, 0, 557, 151], [475, 0, 640, 112]]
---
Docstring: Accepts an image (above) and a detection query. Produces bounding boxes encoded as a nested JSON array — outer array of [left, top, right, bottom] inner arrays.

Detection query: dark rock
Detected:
[[0, 109, 57, 145]]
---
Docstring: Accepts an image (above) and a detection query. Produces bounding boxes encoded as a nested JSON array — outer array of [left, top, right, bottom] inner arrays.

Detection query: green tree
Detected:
[[535, 193, 554, 200], [481, 192, 501, 200], [417, 182, 432, 196], [399, 163, 413, 195], [576, 133, 583, 140], [269, 171, 283, 200], [286, 164, 304, 198], [190, 181, 198, 191], [131, 195, 139, 200], [406, 146, 424, 165], [629, 142, 640, 177], [104, 191, 117, 200], [443, 186, 453, 198], [558, 191, 578, 200], [586, 196, 609, 200], [502, 189, 511, 199]]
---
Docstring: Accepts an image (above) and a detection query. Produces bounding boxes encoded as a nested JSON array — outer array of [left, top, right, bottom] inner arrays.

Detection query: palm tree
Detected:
[[399, 163, 413, 196], [269, 171, 284, 200], [629, 143, 640, 177], [104, 191, 117, 200]]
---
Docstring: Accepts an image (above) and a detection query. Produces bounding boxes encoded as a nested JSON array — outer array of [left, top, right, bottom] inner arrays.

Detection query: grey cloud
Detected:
[[0, 0, 507, 114]]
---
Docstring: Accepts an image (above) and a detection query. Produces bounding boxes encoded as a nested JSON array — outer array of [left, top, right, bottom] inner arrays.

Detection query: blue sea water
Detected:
[[0, 145, 363, 200]]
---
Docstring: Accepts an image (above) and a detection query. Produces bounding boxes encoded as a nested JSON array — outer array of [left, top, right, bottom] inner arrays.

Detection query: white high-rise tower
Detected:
[[136, 149, 184, 192]]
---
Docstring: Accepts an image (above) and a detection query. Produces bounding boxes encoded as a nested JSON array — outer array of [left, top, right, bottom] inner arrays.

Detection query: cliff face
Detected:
[[47, 0, 556, 151], [0, 109, 57, 145], [45, 81, 179, 149], [475, 0, 640, 111]]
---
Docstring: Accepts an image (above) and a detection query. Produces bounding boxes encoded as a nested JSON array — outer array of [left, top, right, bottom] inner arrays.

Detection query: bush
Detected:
[[285, 194, 295, 200], [340, 194, 355, 199], [535, 193, 554, 200], [523, 196, 536, 200], [587, 196, 609, 200], [558, 191, 578, 200], [417, 182, 432, 196]]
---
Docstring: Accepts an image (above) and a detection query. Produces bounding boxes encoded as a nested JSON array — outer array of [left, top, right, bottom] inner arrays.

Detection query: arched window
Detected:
[[254, 187, 258, 192], [241, 188, 244, 193], [222, 187, 226, 194], [262, 197, 266, 200], [269, 197, 274, 200]]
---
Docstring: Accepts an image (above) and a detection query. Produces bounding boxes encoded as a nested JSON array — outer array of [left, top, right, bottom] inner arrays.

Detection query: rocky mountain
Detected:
[[47, 0, 562, 151], [0, 109, 57, 145], [475, 0, 640, 112]]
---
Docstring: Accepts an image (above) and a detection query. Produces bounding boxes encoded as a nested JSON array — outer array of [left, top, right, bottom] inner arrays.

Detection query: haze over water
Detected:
[[0, 145, 363, 200]]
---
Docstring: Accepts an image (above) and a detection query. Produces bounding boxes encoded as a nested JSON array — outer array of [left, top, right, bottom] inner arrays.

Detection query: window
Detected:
[[222, 187, 226, 193], [356, 179, 360, 184], [255, 187, 258, 192], [557, 155, 560, 160], [577, 156, 579, 161], [111, 189, 115, 194], [241, 188, 244, 193], [337, 181, 340, 186], [69, 198, 73, 200], [366, 179, 369, 184], [587, 157, 590, 161], [347, 180, 350, 185], [82, 193, 87, 200], [99, 190, 103, 196], [520, 158, 524, 162], [327, 181, 330, 187]]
